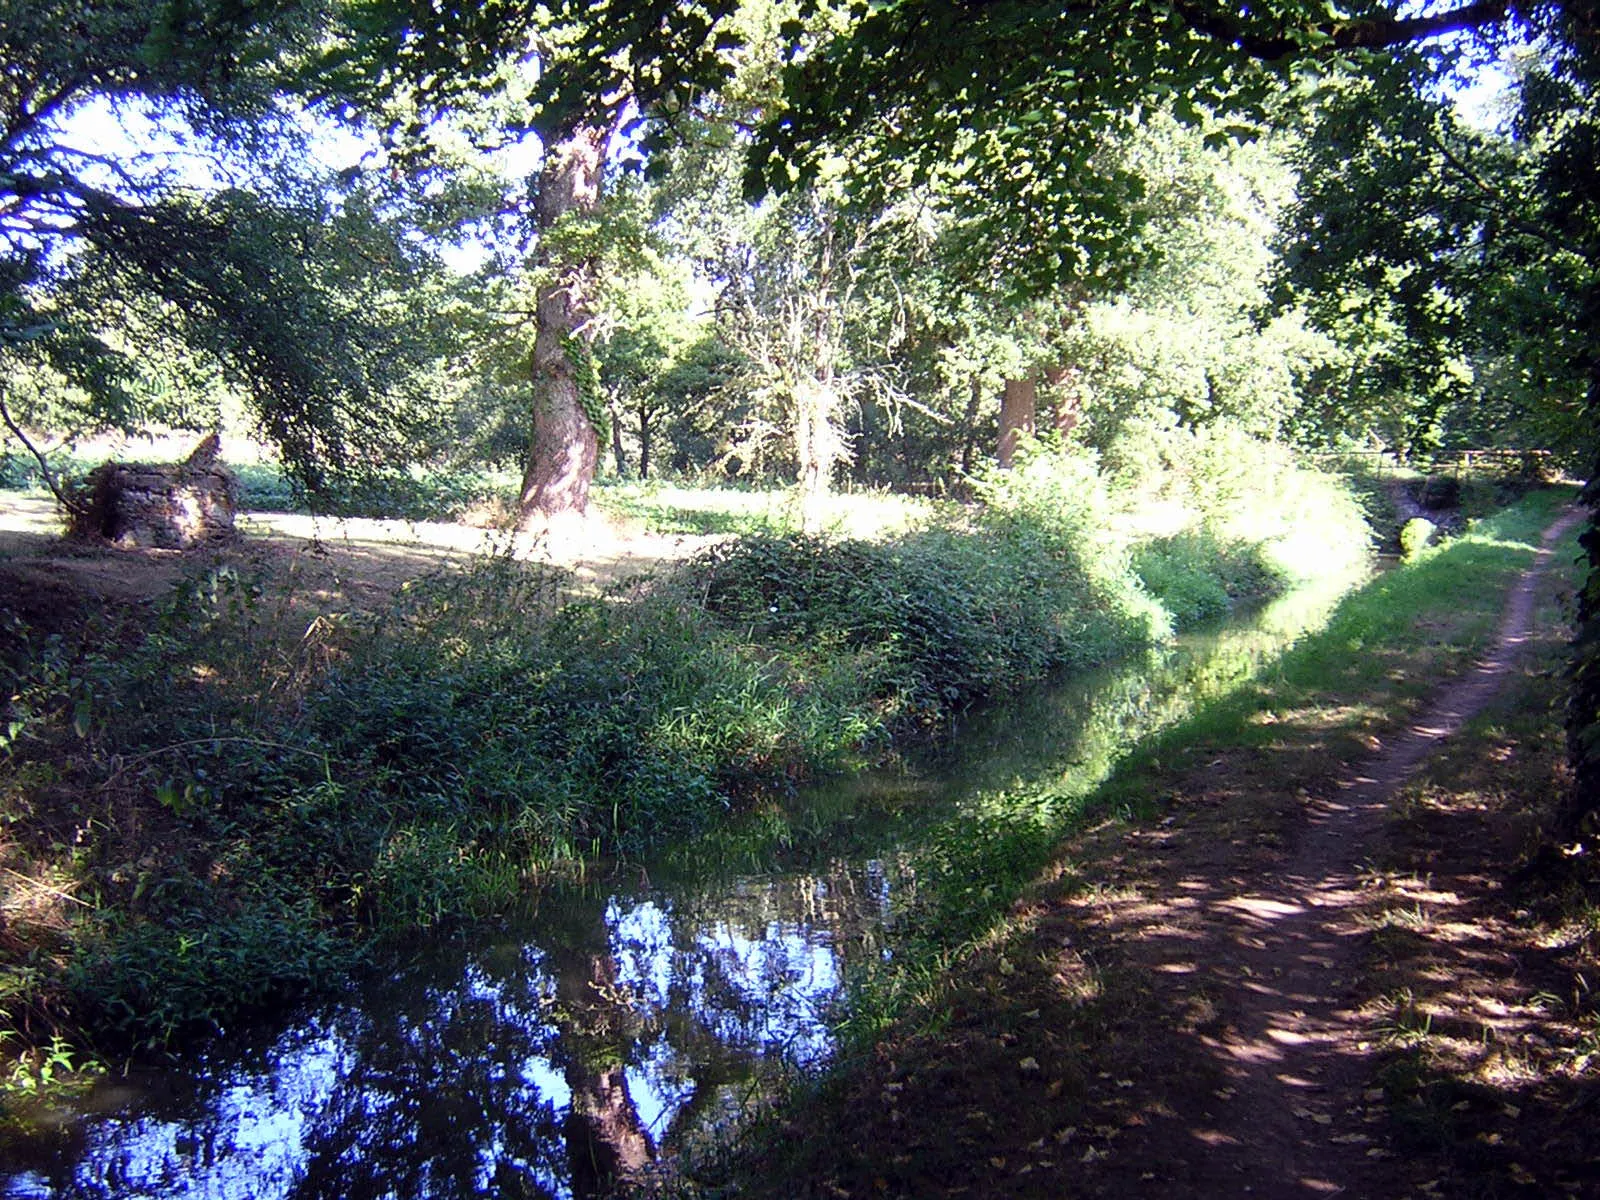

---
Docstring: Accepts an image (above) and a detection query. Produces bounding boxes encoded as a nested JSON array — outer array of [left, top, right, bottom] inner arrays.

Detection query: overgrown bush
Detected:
[[310, 561, 866, 865], [1133, 533, 1275, 627], [690, 477, 1162, 727], [969, 442, 1176, 642], [1100, 419, 1370, 585]]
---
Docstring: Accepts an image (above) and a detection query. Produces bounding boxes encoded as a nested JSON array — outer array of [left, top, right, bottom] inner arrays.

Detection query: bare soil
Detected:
[[732, 510, 1594, 1199], [0, 493, 720, 637]]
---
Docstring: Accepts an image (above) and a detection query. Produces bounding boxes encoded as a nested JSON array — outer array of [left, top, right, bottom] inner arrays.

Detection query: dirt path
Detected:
[[1149, 506, 1586, 1196], [739, 508, 1586, 1200], [1057, 507, 1586, 1197]]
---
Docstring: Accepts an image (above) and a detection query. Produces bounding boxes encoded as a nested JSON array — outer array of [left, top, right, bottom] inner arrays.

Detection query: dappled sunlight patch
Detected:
[[1534, 916, 1600, 952], [1048, 948, 1103, 1008], [0, 495, 63, 541], [593, 481, 943, 543], [1338, 562, 1599, 1194], [1255, 702, 1384, 733]]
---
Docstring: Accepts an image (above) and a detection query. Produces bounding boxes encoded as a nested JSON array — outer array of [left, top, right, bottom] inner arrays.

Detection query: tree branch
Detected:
[[1329, 1, 1511, 52], [1425, 127, 1566, 249], [1, 75, 87, 159], [1174, 0, 1510, 62], [0, 389, 87, 517]]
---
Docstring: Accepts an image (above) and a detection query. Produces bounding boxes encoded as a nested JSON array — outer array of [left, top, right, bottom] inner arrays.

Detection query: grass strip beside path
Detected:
[[692, 486, 1587, 1199]]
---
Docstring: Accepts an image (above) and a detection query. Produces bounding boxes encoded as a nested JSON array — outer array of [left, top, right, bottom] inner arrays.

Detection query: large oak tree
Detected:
[[329, 0, 743, 525]]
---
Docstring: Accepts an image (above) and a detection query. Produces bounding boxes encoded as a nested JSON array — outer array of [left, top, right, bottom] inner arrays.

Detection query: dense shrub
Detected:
[[690, 447, 1183, 727], [691, 525, 1148, 726], [1132, 533, 1275, 627], [310, 562, 863, 863]]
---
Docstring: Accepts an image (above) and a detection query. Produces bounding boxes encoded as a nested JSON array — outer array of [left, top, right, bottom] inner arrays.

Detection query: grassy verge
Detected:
[[1097, 485, 1577, 801], [858, 487, 1577, 1042], [589, 479, 950, 539], [685, 484, 1580, 1199]]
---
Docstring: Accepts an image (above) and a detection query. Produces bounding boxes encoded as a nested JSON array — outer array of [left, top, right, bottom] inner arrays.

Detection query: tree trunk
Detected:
[[638, 404, 652, 481], [959, 374, 983, 477], [517, 126, 607, 528], [1045, 364, 1083, 438], [609, 396, 627, 477], [564, 1060, 653, 1198], [795, 376, 844, 533], [1564, 348, 1600, 836], [550, 931, 654, 1198], [998, 376, 1036, 468]]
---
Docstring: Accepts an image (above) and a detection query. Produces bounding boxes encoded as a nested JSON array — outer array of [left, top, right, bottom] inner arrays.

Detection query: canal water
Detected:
[[0, 579, 1353, 1199]]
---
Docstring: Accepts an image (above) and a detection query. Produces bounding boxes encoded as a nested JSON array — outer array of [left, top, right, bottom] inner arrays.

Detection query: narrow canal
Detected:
[[0, 579, 1353, 1199]]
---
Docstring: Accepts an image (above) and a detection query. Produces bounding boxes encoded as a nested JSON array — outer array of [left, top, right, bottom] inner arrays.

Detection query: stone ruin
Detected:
[[68, 434, 237, 549]]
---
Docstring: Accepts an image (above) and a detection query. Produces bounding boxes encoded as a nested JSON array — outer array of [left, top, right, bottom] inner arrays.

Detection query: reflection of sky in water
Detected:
[[607, 893, 849, 1067], [12, 1018, 357, 1199], [691, 919, 838, 1065], [3, 880, 870, 1199], [627, 1034, 694, 1146]]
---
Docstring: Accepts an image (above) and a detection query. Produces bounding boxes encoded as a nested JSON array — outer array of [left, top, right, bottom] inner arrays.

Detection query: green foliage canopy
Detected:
[[1279, 68, 1590, 461], [0, 0, 459, 501]]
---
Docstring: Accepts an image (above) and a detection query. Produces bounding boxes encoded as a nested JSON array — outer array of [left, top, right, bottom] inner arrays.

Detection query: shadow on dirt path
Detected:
[[1060, 507, 1586, 1197], [728, 508, 1585, 1200]]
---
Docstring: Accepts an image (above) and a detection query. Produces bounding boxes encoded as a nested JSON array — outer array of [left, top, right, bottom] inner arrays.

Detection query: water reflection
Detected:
[[0, 577, 1354, 1199], [4, 877, 885, 1200]]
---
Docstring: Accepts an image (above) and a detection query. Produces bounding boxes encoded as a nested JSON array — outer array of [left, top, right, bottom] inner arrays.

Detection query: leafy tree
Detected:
[[0, 0, 456, 506], [590, 224, 702, 480], [1043, 114, 1327, 459], [327, 0, 745, 525], [1279, 68, 1588, 462], [652, 334, 752, 476], [649, 2, 931, 522]]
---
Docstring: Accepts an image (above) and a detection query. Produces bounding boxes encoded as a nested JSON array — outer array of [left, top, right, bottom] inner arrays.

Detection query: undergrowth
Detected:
[[0, 432, 1371, 1064]]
